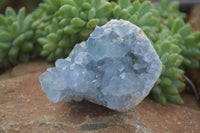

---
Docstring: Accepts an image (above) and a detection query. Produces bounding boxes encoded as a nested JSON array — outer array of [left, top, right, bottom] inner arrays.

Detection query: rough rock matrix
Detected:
[[39, 19, 162, 112]]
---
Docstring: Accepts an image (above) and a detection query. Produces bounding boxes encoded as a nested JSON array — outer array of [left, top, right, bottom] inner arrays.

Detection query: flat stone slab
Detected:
[[0, 61, 199, 133]]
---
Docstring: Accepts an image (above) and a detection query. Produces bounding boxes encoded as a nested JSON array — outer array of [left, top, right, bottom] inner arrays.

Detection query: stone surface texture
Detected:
[[39, 19, 162, 112], [188, 3, 200, 31], [0, 61, 200, 133]]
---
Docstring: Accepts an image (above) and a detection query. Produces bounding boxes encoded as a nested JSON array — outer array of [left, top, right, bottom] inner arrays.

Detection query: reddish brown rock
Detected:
[[188, 3, 200, 31], [0, 61, 200, 133]]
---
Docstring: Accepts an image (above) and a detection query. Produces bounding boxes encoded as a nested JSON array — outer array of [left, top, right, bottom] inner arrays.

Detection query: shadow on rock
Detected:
[[61, 100, 124, 131], [68, 100, 120, 118]]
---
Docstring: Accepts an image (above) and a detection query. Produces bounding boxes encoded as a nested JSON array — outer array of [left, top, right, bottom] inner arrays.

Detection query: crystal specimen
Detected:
[[39, 19, 162, 112]]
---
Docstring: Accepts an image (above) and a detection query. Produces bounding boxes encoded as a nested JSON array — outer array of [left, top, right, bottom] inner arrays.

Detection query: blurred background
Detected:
[[0, 0, 42, 13], [0, 0, 199, 14]]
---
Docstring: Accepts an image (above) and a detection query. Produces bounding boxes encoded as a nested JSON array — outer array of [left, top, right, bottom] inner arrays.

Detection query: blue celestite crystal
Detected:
[[39, 19, 162, 112]]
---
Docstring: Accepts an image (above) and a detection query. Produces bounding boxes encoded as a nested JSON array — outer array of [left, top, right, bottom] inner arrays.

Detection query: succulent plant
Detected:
[[154, 0, 186, 20], [168, 18, 200, 69], [156, 0, 200, 69], [34, 0, 113, 62], [150, 0, 200, 104], [0, 0, 200, 105], [0, 7, 35, 66], [152, 32, 186, 104]]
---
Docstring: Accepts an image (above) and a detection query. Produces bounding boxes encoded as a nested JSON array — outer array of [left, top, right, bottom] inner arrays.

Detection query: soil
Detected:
[[0, 61, 200, 133]]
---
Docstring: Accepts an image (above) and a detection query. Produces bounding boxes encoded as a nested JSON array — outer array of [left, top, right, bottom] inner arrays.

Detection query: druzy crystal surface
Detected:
[[39, 19, 162, 112]]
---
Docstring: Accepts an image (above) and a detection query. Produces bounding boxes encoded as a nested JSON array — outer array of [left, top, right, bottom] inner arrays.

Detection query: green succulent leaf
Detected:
[[118, 0, 130, 9], [71, 17, 86, 27], [5, 7, 16, 17], [0, 42, 10, 50]]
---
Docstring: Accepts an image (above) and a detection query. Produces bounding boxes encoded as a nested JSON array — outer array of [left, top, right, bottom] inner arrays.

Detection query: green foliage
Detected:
[[150, 0, 200, 104], [31, 0, 113, 62], [0, 7, 35, 66], [0, 0, 200, 105]]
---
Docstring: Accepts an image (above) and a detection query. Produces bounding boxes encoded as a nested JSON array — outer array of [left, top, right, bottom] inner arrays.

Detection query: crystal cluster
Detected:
[[39, 19, 162, 112]]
